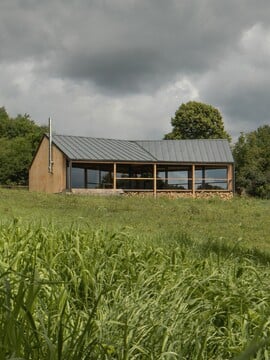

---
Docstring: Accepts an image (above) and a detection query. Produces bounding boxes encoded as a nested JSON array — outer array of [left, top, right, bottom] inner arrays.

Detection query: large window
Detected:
[[195, 167, 228, 190], [87, 166, 113, 189], [157, 165, 191, 190], [71, 164, 113, 189], [70, 163, 229, 191], [116, 164, 153, 190]]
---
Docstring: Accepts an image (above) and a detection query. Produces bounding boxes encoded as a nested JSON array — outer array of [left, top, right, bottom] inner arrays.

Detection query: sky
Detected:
[[1, 0, 270, 141]]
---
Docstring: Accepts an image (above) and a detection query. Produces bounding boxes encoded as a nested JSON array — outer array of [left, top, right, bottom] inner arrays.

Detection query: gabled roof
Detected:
[[50, 134, 234, 163]]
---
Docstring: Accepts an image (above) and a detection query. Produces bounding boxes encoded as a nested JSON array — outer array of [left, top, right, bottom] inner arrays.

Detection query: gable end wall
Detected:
[[29, 137, 66, 193]]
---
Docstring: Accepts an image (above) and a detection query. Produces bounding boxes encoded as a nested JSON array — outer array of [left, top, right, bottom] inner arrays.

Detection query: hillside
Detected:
[[0, 189, 270, 359]]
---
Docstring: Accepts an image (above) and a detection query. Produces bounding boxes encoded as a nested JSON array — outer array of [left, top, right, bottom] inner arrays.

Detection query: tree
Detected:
[[233, 125, 270, 199], [0, 107, 47, 185], [164, 101, 231, 141]]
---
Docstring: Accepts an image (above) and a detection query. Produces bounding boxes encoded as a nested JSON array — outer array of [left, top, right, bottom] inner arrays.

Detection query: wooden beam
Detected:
[[115, 177, 154, 181]]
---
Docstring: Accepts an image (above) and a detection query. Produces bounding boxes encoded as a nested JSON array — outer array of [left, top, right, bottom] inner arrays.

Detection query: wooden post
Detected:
[[153, 163, 157, 198], [227, 164, 233, 191], [113, 163, 117, 191], [192, 164, 195, 198]]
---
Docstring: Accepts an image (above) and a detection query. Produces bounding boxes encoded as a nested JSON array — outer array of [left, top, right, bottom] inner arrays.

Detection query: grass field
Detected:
[[0, 189, 270, 359]]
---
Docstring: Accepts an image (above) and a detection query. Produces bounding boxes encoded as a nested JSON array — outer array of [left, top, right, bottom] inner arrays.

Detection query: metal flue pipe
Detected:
[[48, 117, 53, 173]]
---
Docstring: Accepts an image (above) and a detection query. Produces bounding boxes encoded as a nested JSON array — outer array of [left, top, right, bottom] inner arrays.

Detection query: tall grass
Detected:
[[1, 189, 270, 252], [1, 220, 270, 359]]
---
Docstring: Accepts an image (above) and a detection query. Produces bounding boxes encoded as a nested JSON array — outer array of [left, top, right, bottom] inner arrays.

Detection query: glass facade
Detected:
[[71, 167, 85, 188], [157, 166, 190, 190], [70, 163, 229, 192], [195, 167, 228, 190], [71, 164, 113, 189], [116, 164, 153, 190]]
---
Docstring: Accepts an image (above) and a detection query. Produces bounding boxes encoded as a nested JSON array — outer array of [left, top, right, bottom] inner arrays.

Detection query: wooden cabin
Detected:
[[29, 134, 234, 196]]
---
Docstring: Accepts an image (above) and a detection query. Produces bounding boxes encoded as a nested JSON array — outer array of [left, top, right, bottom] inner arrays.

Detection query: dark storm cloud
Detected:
[[197, 20, 270, 134], [52, 0, 264, 93], [222, 88, 270, 128], [60, 48, 159, 93], [1, 0, 269, 93], [1, 0, 270, 138], [0, 1, 57, 61]]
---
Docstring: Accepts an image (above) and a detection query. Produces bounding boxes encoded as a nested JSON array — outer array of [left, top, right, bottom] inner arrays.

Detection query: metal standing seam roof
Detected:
[[51, 135, 234, 163], [136, 139, 234, 163], [51, 134, 156, 162]]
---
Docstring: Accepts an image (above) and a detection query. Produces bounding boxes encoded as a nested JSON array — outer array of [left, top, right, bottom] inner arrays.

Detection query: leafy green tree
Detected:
[[233, 125, 270, 198], [0, 107, 47, 185], [164, 101, 231, 141]]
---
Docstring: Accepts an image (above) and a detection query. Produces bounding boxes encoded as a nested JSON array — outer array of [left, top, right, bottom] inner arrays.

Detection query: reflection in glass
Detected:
[[71, 164, 113, 189], [157, 166, 190, 190], [195, 167, 227, 190], [71, 168, 84, 188]]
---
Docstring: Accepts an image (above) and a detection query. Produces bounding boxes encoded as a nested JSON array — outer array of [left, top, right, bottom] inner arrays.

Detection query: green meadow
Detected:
[[0, 189, 270, 359]]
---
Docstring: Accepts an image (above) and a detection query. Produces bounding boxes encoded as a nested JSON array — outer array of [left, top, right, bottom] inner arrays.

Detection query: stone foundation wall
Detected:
[[71, 189, 124, 196], [70, 188, 233, 199], [125, 191, 233, 200]]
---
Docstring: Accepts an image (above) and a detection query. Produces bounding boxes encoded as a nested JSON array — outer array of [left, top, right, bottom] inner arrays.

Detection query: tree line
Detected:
[[0, 107, 47, 185], [0, 103, 269, 198], [166, 101, 270, 198]]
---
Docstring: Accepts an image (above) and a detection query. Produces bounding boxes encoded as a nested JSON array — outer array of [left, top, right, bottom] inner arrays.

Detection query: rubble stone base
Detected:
[[70, 189, 233, 199], [125, 191, 233, 200], [71, 189, 124, 196]]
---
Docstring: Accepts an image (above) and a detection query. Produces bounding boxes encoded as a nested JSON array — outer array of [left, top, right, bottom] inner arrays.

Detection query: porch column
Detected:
[[227, 164, 233, 191], [153, 163, 157, 198], [192, 164, 195, 197], [113, 163, 117, 191]]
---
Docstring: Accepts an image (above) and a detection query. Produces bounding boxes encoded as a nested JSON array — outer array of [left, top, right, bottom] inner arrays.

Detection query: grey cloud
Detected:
[[1, 0, 270, 140], [223, 88, 270, 127], [59, 48, 159, 93], [2, 0, 269, 94], [197, 20, 270, 135]]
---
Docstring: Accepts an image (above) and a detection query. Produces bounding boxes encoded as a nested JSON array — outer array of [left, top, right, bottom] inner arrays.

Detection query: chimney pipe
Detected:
[[48, 117, 53, 173]]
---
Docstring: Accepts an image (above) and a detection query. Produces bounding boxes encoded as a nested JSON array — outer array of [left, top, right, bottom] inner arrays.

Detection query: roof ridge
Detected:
[[53, 134, 131, 141], [52, 134, 229, 143]]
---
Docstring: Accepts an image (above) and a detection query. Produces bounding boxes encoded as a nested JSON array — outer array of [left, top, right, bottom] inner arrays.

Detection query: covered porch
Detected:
[[66, 161, 234, 196]]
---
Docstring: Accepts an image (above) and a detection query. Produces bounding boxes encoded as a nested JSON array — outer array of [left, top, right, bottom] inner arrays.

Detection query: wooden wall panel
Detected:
[[29, 137, 66, 193]]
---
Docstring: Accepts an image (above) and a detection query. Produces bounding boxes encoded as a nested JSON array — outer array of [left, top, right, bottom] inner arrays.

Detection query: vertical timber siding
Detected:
[[29, 137, 66, 193]]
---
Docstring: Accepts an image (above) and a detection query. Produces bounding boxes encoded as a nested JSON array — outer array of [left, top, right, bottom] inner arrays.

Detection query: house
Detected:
[[29, 134, 234, 197]]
